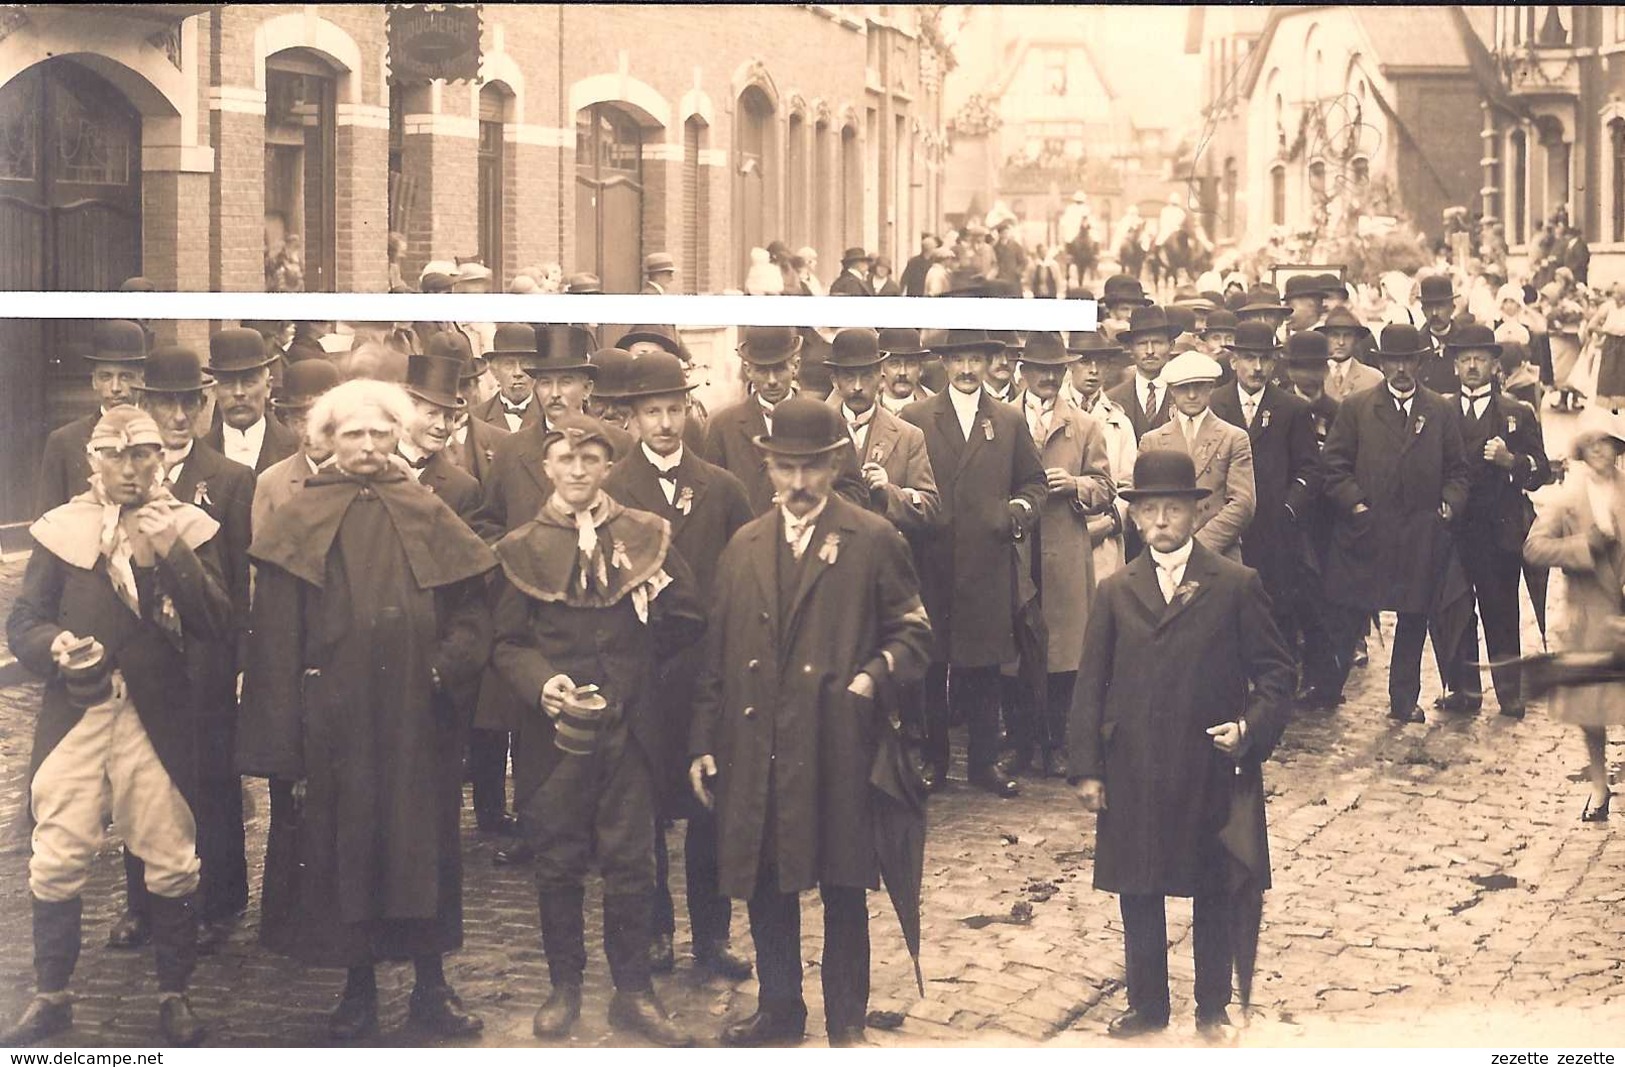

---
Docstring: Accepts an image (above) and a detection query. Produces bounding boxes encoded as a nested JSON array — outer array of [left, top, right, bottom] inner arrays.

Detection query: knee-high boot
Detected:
[[33, 895, 81, 994], [148, 894, 205, 1046], [602, 892, 653, 993]]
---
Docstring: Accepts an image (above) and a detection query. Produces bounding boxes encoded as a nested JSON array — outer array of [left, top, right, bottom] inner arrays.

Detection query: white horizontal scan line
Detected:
[[0, 293, 1098, 331]]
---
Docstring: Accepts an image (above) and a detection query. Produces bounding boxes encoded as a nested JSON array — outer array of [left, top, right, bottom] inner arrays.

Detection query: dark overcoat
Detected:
[[472, 391, 542, 432], [702, 398, 869, 516], [1320, 386, 1471, 613], [1448, 388, 1549, 554], [449, 415, 511, 486], [901, 389, 1048, 666], [204, 410, 301, 474], [10, 501, 232, 816], [238, 472, 496, 967], [689, 495, 933, 899], [1068, 544, 1294, 896], [35, 414, 95, 515], [416, 450, 482, 523], [828, 271, 876, 296], [1210, 382, 1320, 587]]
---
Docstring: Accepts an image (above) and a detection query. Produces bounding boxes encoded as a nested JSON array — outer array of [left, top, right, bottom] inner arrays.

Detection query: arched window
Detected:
[[814, 118, 832, 272], [478, 82, 512, 284], [1610, 117, 1625, 243], [575, 103, 645, 293], [683, 116, 709, 293], [265, 49, 339, 291], [841, 123, 860, 248], [1270, 164, 1286, 226], [733, 85, 775, 286], [787, 109, 807, 248], [1510, 129, 1528, 245]]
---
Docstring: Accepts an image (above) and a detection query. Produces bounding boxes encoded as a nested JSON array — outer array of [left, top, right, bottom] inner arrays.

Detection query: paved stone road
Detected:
[[0, 406, 1621, 1048]]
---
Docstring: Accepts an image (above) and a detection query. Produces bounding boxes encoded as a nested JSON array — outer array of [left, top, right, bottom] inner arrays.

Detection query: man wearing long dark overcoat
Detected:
[[689, 398, 932, 1047], [1069, 449, 1294, 1040]]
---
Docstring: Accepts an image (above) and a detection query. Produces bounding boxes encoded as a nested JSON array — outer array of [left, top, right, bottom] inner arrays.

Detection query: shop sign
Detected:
[[388, 4, 482, 85]]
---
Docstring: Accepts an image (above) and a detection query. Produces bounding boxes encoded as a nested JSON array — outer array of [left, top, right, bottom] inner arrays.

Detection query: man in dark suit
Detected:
[[202, 328, 300, 475], [899, 235, 939, 297], [1417, 273, 1464, 395], [473, 324, 544, 432], [400, 353, 483, 522], [1069, 449, 1294, 1040], [123, 347, 256, 954], [1440, 324, 1550, 719], [827, 248, 876, 296], [1281, 337, 1346, 705], [603, 350, 755, 983], [36, 320, 147, 515], [439, 331, 511, 486], [1105, 305, 1178, 440], [825, 328, 941, 536], [703, 326, 866, 516], [901, 329, 1047, 797], [1320, 324, 1471, 723], [1210, 325, 1328, 703], [688, 399, 932, 1047]]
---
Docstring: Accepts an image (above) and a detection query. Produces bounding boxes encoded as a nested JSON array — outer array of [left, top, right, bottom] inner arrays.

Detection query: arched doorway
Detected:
[[575, 103, 644, 294], [479, 83, 513, 285], [0, 58, 143, 524], [264, 49, 339, 292], [734, 85, 775, 286]]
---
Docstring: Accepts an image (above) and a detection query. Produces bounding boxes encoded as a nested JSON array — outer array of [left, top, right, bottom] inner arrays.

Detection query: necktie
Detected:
[[1158, 563, 1179, 602], [1242, 394, 1257, 427], [1145, 381, 1158, 417], [503, 400, 527, 416], [403, 452, 431, 470], [655, 469, 678, 484]]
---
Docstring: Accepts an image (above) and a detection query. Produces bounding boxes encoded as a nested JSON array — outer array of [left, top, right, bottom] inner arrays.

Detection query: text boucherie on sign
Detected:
[[387, 3, 482, 85]]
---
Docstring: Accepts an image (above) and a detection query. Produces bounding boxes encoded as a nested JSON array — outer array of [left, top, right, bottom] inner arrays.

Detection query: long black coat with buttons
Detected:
[[689, 495, 932, 899]]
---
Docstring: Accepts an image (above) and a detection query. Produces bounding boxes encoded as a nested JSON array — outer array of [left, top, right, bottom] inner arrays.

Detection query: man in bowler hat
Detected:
[[203, 328, 301, 474], [1107, 306, 1178, 440], [474, 323, 545, 432], [36, 320, 147, 515], [826, 328, 941, 535], [689, 398, 932, 1046], [1070, 449, 1294, 1040], [828, 248, 876, 295], [1417, 273, 1465, 394]]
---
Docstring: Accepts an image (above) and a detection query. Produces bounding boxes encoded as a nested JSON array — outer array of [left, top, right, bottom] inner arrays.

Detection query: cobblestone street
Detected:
[[0, 419, 1622, 1048]]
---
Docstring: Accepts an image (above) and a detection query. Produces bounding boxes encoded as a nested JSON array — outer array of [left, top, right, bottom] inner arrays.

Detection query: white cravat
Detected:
[[644, 442, 683, 506], [221, 417, 266, 468], [781, 497, 828, 560], [1150, 540, 1193, 603], [949, 386, 981, 441], [1239, 387, 1262, 428], [1461, 387, 1491, 420]]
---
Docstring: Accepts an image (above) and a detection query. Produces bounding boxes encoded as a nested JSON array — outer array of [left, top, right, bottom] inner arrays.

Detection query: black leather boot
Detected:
[[158, 995, 206, 1047], [2, 997, 73, 1046], [32, 895, 81, 996], [148, 893, 198, 995]]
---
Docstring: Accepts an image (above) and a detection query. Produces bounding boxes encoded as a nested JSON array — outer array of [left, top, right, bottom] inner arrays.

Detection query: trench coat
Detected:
[[1079, 391, 1138, 582], [1320, 386, 1470, 613], [901, 388, 1047, 667], [238, 471, 497, 967], [689, 495, 933, 899], [1068, 543, 1294, 896], [1137, 412, 1256, 561], [1522, 474, 1625, 727], [1016, 391, 1115, 670]]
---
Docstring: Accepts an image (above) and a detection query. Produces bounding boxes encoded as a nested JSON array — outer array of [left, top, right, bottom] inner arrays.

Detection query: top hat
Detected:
[[404, 353, 468, 410], [1283, 274, 1325, 302], [118, 276, 156, 293], [1200, 309, 1240, 336], [1165, 305, 1197, 339], [86, 319, 148, 364], [1228, 320, 1285, 355], [644, 252, 676, 275], [618, 324, 693, 363], [526, 324, 599, 376], [541, 412, 619, 461], [273, 357, 341, 411], [1315, 307, 1371, 336], [752, 396, 847, 456], [133, 346, 213, 394], [739, 325, 804, 366], [878, 327, 929, 357], [88, 407, 164, 452], [1101, 273, 1152, 307], [1373, 323, 1431, 360], [1158, 350, 1224, 387], [927, 328, 1004, 355], [565, 272, 603, 294], [587, 348, 638, 399], [826, 328, 886, 370], [1017, 331, 1079, 366], [487, 322, 538, 360], [1068, 331, 1130, 362], [617, 350, 696, 400], [1119, 450, 1211, 501], [841, 246, 872, 266], [207, 328, 276, 373], [1283, 330, 1330, 366], [1119, 305, 1182, 342], [1444, 322, 1502, 357], [1418, 274, 1455, 305]]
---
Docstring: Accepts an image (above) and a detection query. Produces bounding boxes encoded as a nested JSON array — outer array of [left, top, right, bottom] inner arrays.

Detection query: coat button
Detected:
[[759, 611, 770, 623], [748, 659, 760, 671], [743, 706, 756, 719], [803, 664, 813, 674]]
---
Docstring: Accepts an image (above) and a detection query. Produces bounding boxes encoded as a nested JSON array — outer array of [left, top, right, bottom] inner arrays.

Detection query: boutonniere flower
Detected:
[[1413, 414, 1427, 436], [1506, 415, 1517, 436], [982, 417, 995, 441], [817, 531, 842, 565], [483, 447, 495, 464], [1172, 580, 1201, 607], [193, 480, 212, 507], [870, 444, 885, 464], [1260, 409, 1272, 430], [676, 486, 694, 515], [610, 539, 631, 571]]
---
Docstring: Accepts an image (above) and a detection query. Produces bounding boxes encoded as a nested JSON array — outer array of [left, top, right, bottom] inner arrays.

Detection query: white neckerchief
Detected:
[[164, 440, 194, 485], [781, 496, 829, 560], [644, 442, 683, 504], [1239, 386, 1263, 427], [221, 416, 266, 469], [948, 385, 981, 441], [1149, 539, 1194, 602]]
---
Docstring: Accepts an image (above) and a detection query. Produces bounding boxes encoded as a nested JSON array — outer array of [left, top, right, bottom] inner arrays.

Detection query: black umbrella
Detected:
[[869, 685, 927, 995], [1010, 533, 1050, 749], [1487, 650, 1625, 702], [1523, 560, 1550, 650], [1427, 527, 1475, 690], [1217, 759, 1270, 1014]]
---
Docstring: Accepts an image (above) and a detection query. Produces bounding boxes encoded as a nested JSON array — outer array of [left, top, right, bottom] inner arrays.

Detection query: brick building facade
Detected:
[[0, 3, 951, 527]]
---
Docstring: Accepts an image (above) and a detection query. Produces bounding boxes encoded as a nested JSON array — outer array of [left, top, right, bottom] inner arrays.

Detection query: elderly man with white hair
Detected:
[[240, 379, 498, 1041]]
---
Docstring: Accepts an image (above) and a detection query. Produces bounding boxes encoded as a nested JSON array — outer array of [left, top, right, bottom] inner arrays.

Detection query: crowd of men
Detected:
[[5, 259, 1562, 1048]]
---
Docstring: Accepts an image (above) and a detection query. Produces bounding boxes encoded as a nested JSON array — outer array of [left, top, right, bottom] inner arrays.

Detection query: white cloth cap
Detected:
[[1157, 350, 1224, 387]]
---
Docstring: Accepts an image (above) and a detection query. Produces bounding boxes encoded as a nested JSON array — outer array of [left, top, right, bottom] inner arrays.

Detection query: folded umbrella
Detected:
[[1217, 759, 1270, 1014], [1010, 534, 1050, 750], [869, 680, 927, 996]]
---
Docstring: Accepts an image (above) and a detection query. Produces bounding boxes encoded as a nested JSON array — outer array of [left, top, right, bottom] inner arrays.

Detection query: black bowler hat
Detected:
[[1067, 331, 1129, 363], [619, 324, 693, 363], [752, 396, 847, 456], [526, 324, 598, 376], [86, 320, 147, 364], [133, 346, 213, 394], [1017, 331, 1079, 366], [1283, 330, 1330, 367], [1119, 450, 1211, 501], [925, 328, 1004, 355], [273, 358, 340, 411], [404, 353, 468, 410], [617, 350, 696, 400], [841, 246, 871, 266], [1101, 273, 1152, 307], [486, 322, 537, 360], [589, 347, 637, 399], [1283, 274, 1324, 302], [739, 325, 804, 366], [877, 327, 929, 357], [1228, 320, 1284, 355], [1315, 307, 1371, 337], [1200, 309, 1240, 336], [1373, 323, 1431, 361], [1418, 274, 1455, 305], [1165, 305, 1197, 339], [426, 330, 481, 380], [1118, 305, 1181, 342], [1315, 272, 1347, 299], [1239, 285, 1290, 317], [1444, 322, 1502, 357], [207, 327, 276, 373], [826, 328, 886, 370]]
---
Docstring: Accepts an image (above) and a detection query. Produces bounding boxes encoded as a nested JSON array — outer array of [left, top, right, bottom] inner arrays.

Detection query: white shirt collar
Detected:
[[398, 439, 431, 471], [1149, 539, 1194, 573], [643, 441, 683, 472], [879, 390, 913, 414], [948, 385, 982, 417], [841, 402, 876, 427], [164, 440, 194, 481], [1179, 408, 1210, 436], [1388, 385, 1416, 405], [221, 416, 267, 465]]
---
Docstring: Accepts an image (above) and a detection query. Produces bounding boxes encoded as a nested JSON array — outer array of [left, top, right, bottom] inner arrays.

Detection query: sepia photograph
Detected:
[[0, 1, 1622, 1053]]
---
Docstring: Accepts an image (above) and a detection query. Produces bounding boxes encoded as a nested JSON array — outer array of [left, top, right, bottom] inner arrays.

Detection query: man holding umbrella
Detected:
[[689, 398, 932, 1047], [1069, 449, 1295, 1040]]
